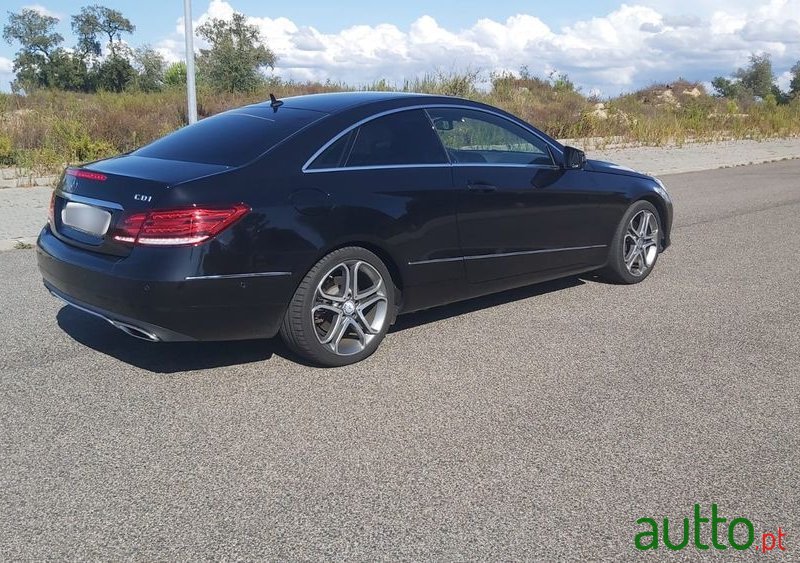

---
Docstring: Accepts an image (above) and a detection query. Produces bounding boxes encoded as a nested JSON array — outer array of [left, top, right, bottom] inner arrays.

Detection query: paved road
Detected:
[[1, 161, 798, 559]]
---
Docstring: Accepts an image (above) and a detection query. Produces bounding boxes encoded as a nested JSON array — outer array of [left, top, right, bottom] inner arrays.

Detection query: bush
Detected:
[[1, 74, 799, 173], [0, 134, 16, 165]]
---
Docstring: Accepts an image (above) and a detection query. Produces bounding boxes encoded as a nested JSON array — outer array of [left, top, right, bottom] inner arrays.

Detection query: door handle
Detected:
[[467, 182, 498, 193]]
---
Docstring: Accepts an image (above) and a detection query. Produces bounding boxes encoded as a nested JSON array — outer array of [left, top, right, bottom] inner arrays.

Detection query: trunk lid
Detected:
[[52, 155, 230, 256]]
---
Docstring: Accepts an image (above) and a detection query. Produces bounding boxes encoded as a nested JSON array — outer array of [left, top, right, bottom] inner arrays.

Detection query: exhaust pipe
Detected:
[[49, 289, 161, 342], [109, 320, 160, 342]]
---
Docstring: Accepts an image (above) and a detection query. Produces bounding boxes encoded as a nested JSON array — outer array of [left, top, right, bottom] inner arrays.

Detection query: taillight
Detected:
[[66, 168, 107, 182], [111, 204, 250, 247], [48, 192, 55, 226]]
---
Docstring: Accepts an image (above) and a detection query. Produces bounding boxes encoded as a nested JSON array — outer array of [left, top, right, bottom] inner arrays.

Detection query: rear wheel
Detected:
[[601, 200, 661, 284], [280, 247, 396, 367]]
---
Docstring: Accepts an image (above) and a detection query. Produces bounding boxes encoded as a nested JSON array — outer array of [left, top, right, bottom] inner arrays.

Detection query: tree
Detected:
[[196, 12, 276, 92], [71, 5, 135, 59], [790, 61, 800, 99], [164, 61, 187, 87], [48, 50, 91, 91], [132, 46, 165, 92], [711, 76, 742, 99], [93, 46, 136, 92], [734, 53, 775, 100], [2, 8, 64, 91]]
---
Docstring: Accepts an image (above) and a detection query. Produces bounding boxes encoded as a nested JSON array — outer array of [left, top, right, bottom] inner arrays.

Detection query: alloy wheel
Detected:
[[623, 210, 659, 276], [312, 260, 389, 356]]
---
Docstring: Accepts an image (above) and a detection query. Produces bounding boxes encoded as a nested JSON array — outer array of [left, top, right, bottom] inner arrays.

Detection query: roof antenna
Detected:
[[269, 93, 283, 111]]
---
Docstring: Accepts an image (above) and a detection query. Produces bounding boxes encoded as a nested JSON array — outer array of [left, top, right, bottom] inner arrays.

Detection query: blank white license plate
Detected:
[[61, 201, 112, 236]]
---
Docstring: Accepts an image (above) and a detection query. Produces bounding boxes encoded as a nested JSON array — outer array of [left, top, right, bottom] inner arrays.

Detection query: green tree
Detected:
[[133, 46, 165, 92], [711, 76, 742, 99], [71, 4, 134, 64], [164, 61, 187, 87], [48, 50, 91, 91], [196, 12, 276, 92], [2, 8, 64, 91], [93, 46, 136, 92], [790, 61, 800, 99], [734, 53, 775, 100]]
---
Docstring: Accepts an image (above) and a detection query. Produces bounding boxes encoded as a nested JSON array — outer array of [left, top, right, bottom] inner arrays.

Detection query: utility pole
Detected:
[[183, 0, 198, 124]]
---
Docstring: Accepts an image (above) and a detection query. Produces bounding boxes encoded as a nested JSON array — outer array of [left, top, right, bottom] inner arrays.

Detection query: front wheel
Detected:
[[600, 201, 661, 284], [279, 247, 396, 367]]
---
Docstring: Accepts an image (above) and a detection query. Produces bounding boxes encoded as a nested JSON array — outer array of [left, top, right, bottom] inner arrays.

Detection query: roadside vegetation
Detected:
[[2, 6, 800, 174]]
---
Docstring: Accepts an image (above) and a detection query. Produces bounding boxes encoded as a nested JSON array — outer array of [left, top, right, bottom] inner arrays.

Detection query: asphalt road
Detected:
[[1, 161, 798, 560]]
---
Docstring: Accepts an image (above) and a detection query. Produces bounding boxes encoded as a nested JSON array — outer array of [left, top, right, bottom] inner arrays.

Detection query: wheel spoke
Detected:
[[318, 310, 344, 345], [330, 316, 353, 352], [624, 244, 638, 265], [638, 212, 650, 236], [318, 264, 350, 302], [348, 319, 367, 348], [356, 295, 387, 334], [352, 261, 382, 300], [312, 303, 340, 316], [625, 248, 640, 268]]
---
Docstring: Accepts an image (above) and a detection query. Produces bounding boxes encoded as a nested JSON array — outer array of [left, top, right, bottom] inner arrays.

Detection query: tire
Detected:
[[279, 247, 396, 367], [600, 200, 662, 284]]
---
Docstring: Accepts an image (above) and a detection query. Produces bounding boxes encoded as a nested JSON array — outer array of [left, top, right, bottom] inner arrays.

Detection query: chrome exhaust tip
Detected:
[[109, 320, 160, 342], [48, 288, 161, 342]]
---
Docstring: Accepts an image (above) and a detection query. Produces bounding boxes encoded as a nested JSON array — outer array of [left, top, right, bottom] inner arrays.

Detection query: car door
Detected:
[[300, 108, 466, 311], [427, 107, 613, 285]]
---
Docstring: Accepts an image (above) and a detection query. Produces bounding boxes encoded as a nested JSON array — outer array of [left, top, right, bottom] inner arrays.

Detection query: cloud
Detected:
[[21, 4, 62, 19], [159, 0, 800, 96], [0, 56, 14, 91]]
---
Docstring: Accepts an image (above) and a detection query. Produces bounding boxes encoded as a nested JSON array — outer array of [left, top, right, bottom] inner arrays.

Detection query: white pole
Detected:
[[183, 0, 198, 124]]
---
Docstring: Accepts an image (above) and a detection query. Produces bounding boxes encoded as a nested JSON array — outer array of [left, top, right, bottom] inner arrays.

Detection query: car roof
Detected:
[[252, 91, 449, 114]]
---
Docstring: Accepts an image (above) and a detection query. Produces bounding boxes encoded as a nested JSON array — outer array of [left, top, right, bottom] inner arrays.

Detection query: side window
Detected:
[[307, 131, 353, 170], [345, 110, 448, 167], [427, 108, 554, 166]]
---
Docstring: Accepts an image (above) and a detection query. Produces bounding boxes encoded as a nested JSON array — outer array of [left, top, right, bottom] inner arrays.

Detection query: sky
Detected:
[[1, 0, 799, 95]]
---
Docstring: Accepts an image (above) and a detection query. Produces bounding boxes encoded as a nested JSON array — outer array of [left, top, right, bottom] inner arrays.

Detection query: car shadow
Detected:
[[390, 276, 584, 333], [56, 276, 586, 373], [56, 306, 288, 373]]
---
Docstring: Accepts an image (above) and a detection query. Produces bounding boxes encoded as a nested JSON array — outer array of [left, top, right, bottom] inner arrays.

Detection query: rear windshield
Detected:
[[134, 108, 322, 166]]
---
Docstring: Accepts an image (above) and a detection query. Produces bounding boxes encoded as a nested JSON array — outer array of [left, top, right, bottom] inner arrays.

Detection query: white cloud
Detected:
[[21, 4, 62, 19], [0, 57, 13, 74], [0, 56, 13, 91], [159, 0, 800, 96], [776, 70, 793, 91]]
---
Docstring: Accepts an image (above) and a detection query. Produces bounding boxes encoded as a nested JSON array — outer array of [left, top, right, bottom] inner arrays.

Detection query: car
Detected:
[[37, 91, 673, 367]]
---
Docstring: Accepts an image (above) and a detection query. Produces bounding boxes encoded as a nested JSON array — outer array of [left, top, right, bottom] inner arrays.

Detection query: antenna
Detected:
[[269, 93, 284, 111]]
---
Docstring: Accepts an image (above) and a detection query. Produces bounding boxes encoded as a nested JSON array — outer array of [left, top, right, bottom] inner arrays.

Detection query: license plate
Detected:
[[61, 201, 112, 236]]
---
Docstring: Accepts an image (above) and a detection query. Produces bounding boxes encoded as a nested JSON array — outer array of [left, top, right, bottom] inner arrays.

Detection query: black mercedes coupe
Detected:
[[37, 92, 673, 366]]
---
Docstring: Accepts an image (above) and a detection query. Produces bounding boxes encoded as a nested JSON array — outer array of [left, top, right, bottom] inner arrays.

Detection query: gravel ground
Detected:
[[1, 137, 800, 249], [0, 160, 798, 559]]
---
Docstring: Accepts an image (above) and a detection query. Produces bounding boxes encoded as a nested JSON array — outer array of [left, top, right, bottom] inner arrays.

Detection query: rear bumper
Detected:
[[37, 226, 294, 341]]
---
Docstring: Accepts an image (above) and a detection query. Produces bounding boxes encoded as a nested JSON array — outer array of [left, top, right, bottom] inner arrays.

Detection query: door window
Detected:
[[427, 108, 554, 166], [346, 109, 448, 167]]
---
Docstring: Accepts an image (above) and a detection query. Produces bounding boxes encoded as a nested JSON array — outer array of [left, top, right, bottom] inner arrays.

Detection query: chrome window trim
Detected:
[[302, 104, 563, 174], [185, 271, 292, 281], [452, 163, 561, 169], [408, 244, 607, 266], [59, 192, 124, 210], [305, 163, 452, 174]]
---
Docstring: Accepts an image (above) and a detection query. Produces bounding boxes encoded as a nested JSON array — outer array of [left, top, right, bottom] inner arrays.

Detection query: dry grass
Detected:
[[1, 73, 799, 173]]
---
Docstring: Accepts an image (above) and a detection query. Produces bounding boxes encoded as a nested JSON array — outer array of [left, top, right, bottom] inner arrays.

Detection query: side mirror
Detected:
[[433, 118, 454, 131], [563, 146, 586, 169]]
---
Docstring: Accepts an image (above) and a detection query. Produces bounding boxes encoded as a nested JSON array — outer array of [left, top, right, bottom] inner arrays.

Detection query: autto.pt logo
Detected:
[[635, 504, 787, 553]]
